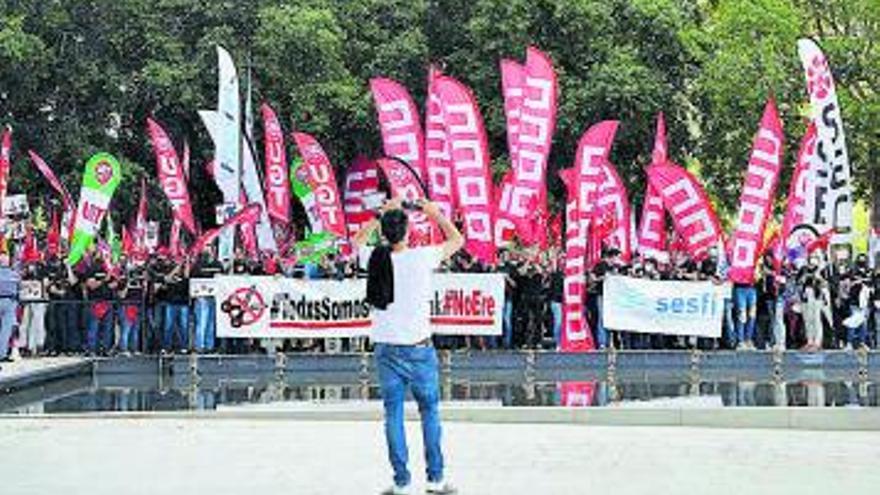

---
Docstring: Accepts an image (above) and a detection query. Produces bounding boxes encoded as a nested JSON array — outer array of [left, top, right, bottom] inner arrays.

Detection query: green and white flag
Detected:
[[290, 156, 324, 233], [294, 231, 337, 264], [67, 152, 122, 266]]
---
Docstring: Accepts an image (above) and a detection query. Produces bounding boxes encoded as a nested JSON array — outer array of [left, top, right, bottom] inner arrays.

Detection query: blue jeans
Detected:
[[874, 308, 880, 349], [550, 302, 562, 349], [847, 305, 868, 347], [163, 304, 190, 351], [590, 295, 607, 349], [734, 287, 757, 345], [0, 298, 17, 358], [194, 298, 216, 352], [375, 344, 444, 488], [118, 305, 140, 352], [502, 301, 513, 349], [86, 304, 115, 352], [722, 297, 736, 348]]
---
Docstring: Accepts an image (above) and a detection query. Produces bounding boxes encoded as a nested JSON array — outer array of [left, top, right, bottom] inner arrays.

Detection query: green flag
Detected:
[[67, 153, 122, 265]]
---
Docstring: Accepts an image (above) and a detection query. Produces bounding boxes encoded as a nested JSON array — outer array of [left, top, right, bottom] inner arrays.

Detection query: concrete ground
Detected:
[[2, 418, 879, 495]]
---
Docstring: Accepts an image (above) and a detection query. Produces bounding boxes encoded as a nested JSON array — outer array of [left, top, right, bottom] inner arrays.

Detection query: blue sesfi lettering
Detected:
[[655, 293, 716, 316]]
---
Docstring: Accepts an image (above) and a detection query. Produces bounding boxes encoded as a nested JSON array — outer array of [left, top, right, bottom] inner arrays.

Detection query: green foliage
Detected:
[[0, 0, 876, 234]]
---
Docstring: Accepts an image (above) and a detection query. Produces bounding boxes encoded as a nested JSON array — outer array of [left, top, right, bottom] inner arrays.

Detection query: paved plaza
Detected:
[[2, 417, 879, 494]]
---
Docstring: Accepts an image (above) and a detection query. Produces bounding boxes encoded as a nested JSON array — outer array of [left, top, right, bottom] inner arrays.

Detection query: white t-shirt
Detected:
[[360, 245, 443, 345]]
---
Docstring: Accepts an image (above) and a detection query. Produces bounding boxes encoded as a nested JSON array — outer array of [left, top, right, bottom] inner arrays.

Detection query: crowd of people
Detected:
[[0, 238, 879, 362]]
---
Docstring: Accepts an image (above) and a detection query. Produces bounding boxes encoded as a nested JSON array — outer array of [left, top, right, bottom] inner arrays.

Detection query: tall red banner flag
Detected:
[[261, 103, 291, 226], [560, 167, 591, 353], [594, 160, 633, 261], [728, 100, 784, 284], [434, 75, 496, 264], [783, 123, 817, 243], [146, 118, 197, 235], [496, 48, 558, 247], [370, 78, 427, 181], [344, 156, 380, 241], [291, 132, 347, 239], [376, 158, 437, 247], [560, 121, 619, 352], [648, 164, 722, 261], [495, 59, 526, 247], [28, 150, 75, 213], [638, 113, 670, 262], [0, 128, 11, 217], [425, 67, 455, 221]]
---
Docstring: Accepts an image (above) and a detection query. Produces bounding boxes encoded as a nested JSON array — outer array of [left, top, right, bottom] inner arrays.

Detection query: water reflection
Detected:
[[3, 376, 879, 414]]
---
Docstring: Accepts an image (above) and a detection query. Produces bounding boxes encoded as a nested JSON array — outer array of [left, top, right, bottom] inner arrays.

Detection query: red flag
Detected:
[[559, 166, 593, 352], [121, 224, 133, 256], [147, 118, 197, 235], [496, 60, 526, 247], [425, 67, 456, 221], [47, 208, 61, 257], [190, 204, 262, 257], [22, 225, 40, 263], [652, 112, 668, 165], [261, 103, 291, 225], [807, 228, 834, 255], [783, 123, 817, 243], [0, 127, 11, 217], [434, 75, 496, 264], [574, 121, 620, 268], [133, 177, 148, 254], [291, 132, 347, 239], [648, 163, 722, 261], [370, 78, 427, 181], [513, 47, 557, 245], [592, 159, 633, 261], [638, 113, 670, 262], [494, 169, 517, 247], [728, 100, 785, 284], [28, 151, 75, 213], [376, 157, 438, 247], [170, 218, 183, 258], [344, 156, 381, 241], [239, 190, 258, 257]]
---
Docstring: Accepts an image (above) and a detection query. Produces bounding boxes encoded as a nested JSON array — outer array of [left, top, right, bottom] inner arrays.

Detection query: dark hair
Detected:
[[381, 209, 408, 245]]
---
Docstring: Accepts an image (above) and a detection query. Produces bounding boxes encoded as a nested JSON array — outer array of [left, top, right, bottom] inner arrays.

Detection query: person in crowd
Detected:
[[0, 251, 21, 364], [192, 246, 223, 353], [548, 254, 564, 349], [844, 267, 871, 351], [587, 248, 617, 350], [757, 253, 784, 351], [802, 272, 825, 352], [45, 252, 79, 354], [733, 261, 758, 351], [20, 258, 49, 355], [161, 255, 191, 353], [354, 198, 462, 495], [117, 256, 146, 354], [84, 252, 118, 355], [871, 267, 880, 349], [498, 251, 517, 349]]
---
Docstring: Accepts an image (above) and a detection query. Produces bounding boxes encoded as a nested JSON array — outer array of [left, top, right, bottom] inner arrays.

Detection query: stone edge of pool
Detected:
[[2, 406, 880, 431]]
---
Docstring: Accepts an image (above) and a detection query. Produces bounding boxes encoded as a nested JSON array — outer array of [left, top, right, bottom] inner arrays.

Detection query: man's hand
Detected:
[[422, 201, 441, 219]]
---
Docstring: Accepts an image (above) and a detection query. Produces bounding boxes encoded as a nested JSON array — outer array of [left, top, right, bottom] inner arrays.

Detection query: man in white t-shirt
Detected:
[[354, 198, 463, 495]]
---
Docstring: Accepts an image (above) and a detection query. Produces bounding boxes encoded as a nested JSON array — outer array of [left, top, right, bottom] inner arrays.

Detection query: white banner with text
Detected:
[[603, 275, 729, 338], [211, 273, 504, 338]]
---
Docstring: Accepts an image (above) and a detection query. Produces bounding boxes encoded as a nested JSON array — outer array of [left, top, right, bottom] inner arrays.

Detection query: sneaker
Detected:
[[426, 480, 457, 494], [380, 485, 411, 495]]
